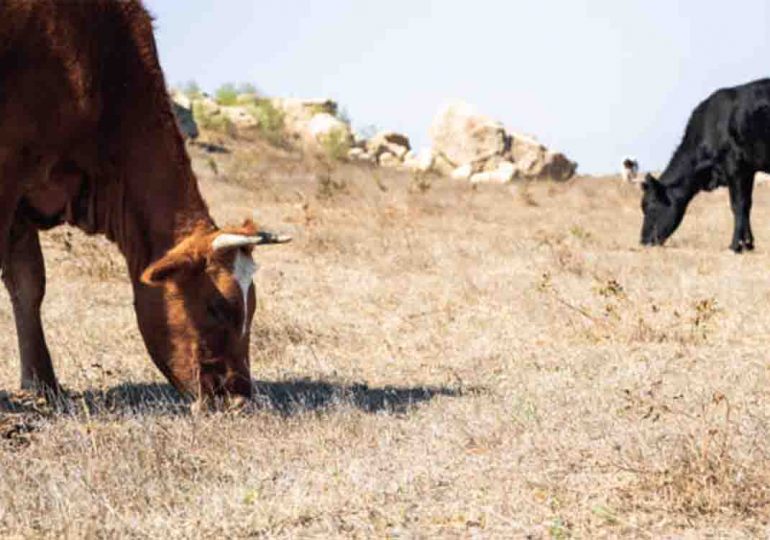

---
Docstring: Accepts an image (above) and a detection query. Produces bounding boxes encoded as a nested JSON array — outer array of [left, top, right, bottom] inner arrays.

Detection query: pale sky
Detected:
[[146, 0, 770, 173]]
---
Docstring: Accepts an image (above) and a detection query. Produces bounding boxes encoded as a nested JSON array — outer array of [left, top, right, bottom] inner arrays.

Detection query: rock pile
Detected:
[[430, 100, 577, 183], [170, 92, 354, 151], [271, 98, 353, 149], [170, 90, 577, 182]]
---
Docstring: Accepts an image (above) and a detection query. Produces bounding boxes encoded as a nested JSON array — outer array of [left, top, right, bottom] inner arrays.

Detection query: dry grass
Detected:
[[3, 138, 770, 537]]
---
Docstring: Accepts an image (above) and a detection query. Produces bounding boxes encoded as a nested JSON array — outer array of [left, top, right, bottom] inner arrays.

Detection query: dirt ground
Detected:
[[2, 140, 770, 538]]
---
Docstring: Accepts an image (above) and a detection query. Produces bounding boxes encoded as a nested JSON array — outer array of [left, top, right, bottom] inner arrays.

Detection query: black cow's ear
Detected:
[[641, 173, 658, 191], [642, 174, 670, 203]]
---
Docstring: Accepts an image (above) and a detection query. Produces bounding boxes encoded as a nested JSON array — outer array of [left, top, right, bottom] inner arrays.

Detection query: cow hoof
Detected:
[[731, 240, 754, 253]]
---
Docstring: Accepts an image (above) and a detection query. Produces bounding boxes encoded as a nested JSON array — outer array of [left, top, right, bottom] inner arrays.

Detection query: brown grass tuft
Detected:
[[618, 395, 770, 521]]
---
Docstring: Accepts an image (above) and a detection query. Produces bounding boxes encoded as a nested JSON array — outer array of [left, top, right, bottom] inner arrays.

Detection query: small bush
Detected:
[[192, 101, 236, 136], [316, 170, 348, 200], [319, 128, 351, 162], [181, 80, 202, 99], [214, 83, 239, 106], [248, 99, 286, 147]]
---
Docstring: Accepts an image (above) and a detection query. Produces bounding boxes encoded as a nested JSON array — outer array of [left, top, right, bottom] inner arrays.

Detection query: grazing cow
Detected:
[[641, 78, 770, 252], [0, 1, 289, 407], [621, 157, 639, 183]]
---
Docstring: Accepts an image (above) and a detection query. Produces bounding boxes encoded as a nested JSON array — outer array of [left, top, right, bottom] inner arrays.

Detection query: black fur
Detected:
[[641, 78, 770, 252]]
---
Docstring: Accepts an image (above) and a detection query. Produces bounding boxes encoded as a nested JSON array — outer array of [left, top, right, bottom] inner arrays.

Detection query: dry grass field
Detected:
[[2, 139, 770, 538]]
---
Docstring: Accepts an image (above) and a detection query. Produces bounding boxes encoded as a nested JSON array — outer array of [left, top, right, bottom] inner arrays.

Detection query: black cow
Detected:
[[641, 78, 770, 252]]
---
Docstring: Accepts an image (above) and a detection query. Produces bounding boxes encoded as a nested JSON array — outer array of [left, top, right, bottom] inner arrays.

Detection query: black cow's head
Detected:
[[640, 174, 686, 246]]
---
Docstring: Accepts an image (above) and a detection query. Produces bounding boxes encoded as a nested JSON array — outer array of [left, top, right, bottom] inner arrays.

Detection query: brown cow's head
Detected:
[[136, 220, 289, 409]]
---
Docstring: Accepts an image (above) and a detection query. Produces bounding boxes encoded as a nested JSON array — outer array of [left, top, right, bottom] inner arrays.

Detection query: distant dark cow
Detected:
[[621, 157, 639, 183], [0, 1, 289, 408], [641, 78, 770, 252]]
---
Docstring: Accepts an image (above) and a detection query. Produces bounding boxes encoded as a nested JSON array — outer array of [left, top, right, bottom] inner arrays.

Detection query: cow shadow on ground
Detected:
[[0, 379, 476, 419]]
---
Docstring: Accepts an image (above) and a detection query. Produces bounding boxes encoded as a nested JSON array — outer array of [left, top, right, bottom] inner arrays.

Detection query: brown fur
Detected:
[[0, 1, 268, 403]]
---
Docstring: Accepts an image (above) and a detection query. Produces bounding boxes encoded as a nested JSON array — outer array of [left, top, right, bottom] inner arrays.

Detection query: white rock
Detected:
[[308, 113, 348, 139], [404, 148, 435, 173], [170, 90, 191, 110], [470, 161, 517, 184], [430, 100, 507, 166], [347, 148, 365, 159], [221, 106, 258, 128], [451, 164, 473, 180], [379, 152, 400, 168]]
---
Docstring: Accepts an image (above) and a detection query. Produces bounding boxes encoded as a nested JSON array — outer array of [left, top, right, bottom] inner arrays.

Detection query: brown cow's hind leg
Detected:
[[2, 220, 60, 396]]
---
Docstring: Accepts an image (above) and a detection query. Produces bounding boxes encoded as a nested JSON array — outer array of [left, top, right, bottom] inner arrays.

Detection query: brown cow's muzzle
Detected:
[[192, 364, 253, 413]]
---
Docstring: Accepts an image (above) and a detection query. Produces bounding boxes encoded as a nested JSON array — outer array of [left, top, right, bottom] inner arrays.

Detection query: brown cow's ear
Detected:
[[141, 253, 200, 286], [240, 218, 258, 235]]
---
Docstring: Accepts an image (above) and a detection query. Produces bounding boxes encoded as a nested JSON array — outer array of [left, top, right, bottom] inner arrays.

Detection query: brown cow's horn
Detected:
[[257, 231, 292, 244], [212, 232, 292, 252]]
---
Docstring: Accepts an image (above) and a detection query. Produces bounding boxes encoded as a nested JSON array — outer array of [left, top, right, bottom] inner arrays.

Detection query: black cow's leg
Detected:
[[1, 219, 60, 396], [728, 174, 754, 253]]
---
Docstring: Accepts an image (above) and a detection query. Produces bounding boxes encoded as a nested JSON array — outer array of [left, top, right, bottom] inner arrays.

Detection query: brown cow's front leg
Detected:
[[1, 219, 60, 396]]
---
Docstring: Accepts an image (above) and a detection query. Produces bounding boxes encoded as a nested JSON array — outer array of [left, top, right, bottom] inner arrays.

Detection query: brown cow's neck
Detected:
[[59, 2, 216, 283], [73, 117, 214, 282]]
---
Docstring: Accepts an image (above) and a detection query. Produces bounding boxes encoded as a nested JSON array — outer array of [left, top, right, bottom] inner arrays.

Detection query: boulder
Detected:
[[470, 160, 516, 184], [308, 113, 348, 139], [378, 152, 401, 168], [347, 147, 365, 160], [538, 152, 577, 182], [272, 98, 339, 142], [507, 133, 575, 181], [220, 105, 258, 129], [403, 148, 435, 173], [450, 164, 474, 181], [347, 147, 375, 163], [272, 98, 338, 119], [366, 131, 411, 162], [269, 98, 353, 149], [429, 100, 577, 182], [432, 152, 456, 176], [430, 100, 507, 167], [195, 95, 221, 116], [170, 97, 198, 140], [170, 90, 192, 110]]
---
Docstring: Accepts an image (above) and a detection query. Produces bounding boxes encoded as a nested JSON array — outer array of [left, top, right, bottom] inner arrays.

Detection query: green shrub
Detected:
[[319, 128, 351, 161], [248, 99, 286, 146], [181, 80, 202, 99], [192, 101, 236, 136], [214, 83, 239, 106]]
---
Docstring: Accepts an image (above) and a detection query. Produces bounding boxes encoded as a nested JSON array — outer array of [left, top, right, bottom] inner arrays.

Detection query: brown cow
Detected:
[[0, 1, 289, 407]]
